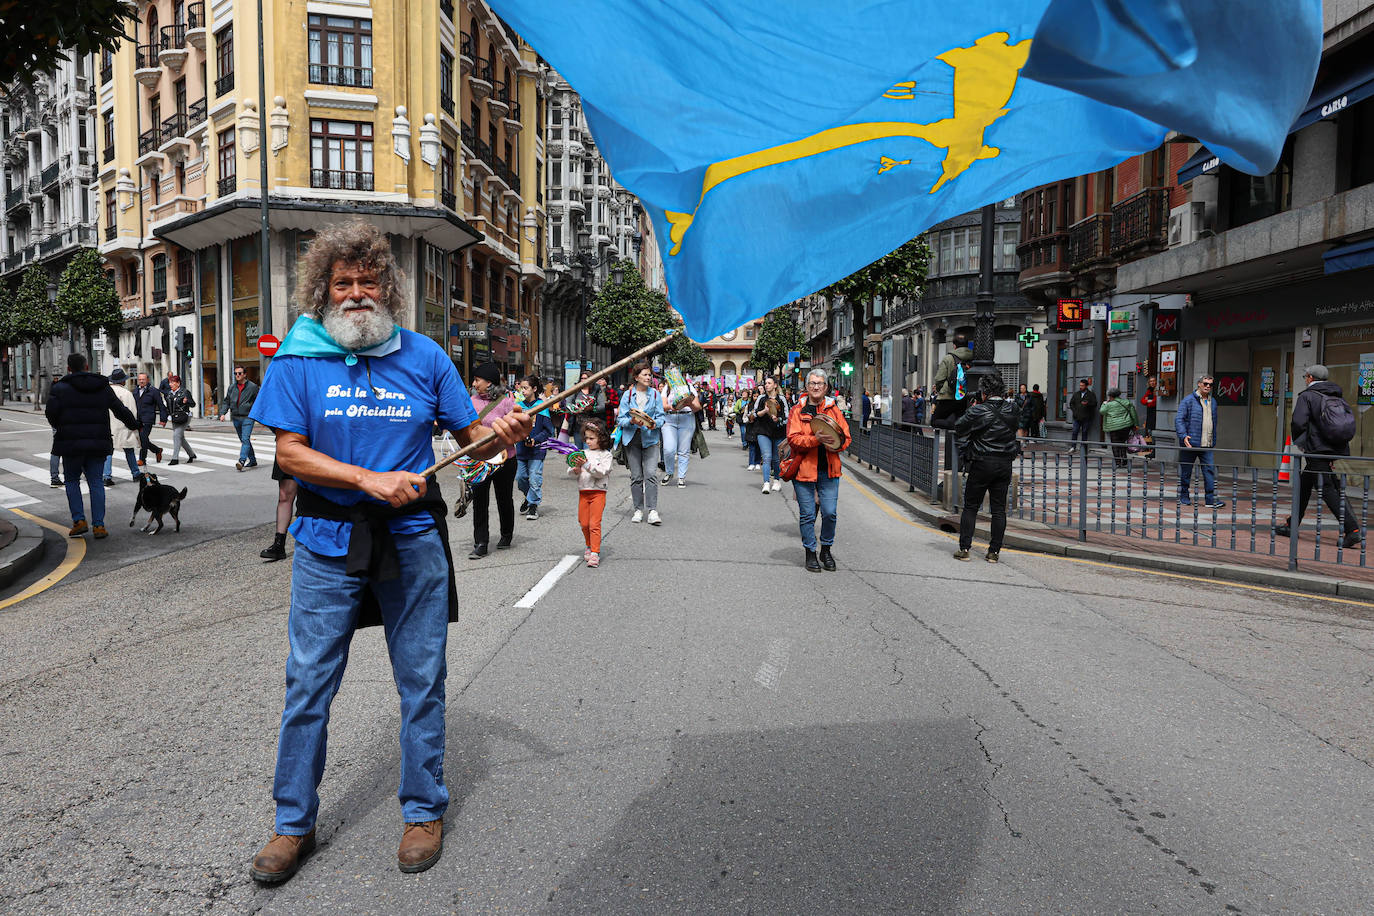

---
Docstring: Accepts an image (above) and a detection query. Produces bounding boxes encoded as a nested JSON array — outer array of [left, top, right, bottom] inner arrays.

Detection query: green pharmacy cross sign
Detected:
[[1017, 327, 1041, 349]]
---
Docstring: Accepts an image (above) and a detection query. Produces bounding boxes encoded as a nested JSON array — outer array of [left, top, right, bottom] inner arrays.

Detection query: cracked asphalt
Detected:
[[2, 430, 1373, 914]]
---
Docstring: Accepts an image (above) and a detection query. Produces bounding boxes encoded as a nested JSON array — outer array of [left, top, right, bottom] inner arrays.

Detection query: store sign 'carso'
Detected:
[[1056, 298, 1084, 330]]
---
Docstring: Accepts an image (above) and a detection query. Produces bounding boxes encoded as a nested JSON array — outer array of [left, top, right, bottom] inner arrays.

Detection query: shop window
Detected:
[[1341, 101, 1374, 191]]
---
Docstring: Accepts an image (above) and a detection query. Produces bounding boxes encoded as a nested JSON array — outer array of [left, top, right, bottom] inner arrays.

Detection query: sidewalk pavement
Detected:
[[842, 453, 1374, 602]]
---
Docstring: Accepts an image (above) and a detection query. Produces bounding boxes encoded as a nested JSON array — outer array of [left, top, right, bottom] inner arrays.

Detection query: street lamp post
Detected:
[[966, 203, 998, 391]]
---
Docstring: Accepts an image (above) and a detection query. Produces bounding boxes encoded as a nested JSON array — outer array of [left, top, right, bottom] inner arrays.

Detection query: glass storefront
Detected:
[[231, 236, 261, 383], [198, 247, 219, 417]]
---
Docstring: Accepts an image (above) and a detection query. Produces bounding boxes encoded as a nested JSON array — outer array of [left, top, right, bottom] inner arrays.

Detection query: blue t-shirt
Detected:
[[250, 329, 478, 556]]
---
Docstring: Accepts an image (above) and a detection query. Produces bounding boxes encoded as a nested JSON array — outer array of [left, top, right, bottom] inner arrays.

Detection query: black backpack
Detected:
[[1313, 392, 1357, 446]]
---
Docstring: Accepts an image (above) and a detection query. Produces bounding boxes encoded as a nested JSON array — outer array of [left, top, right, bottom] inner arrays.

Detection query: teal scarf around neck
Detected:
[[276, 314, 401, 365]]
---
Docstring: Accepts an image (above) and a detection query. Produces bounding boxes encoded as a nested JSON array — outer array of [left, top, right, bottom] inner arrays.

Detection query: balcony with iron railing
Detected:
[[215, 72, 235, 97], [176, 282, 193, 300], [153, 283, 167, 304], [1109, 187, 1169, 258], [217, 175, 237, 196], [187, 96, 207, 127], [105, 224, 117, 241], [308, 63, 373, 88], [101, 62, 113, 85], [441, 189, 456, 210], [1067, 213, 1112, 270], [160, 112, 189, 146], [40, 162, 60, 189], [103, 144, 115, 164], [5, 185, 27, 211], [460, 122, 475, 151], [159, 23, 187, 52], [135, 44, 161, 86], [469, 59, 493, 99], [310, 169, 375, 191], [186, 2, 207, 49], [472, 138, 494, 175], [440, 88, 455, 116], [502, 102, 522, 133], [488, 82, 510, 117], [138, 127, 161, 157], [1016, 229, 1070, 291], [459, 33, 474, 73]]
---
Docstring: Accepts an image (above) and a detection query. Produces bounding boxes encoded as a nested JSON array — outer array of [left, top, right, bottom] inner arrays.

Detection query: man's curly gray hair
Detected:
[[296, 220, 407, 320]]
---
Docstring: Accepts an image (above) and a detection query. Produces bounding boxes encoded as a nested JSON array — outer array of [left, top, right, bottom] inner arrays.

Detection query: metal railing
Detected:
[[5, 186, 26, 210], [217, 174, 236, 196], [441, 189, 456, 210], [215, 72, 235, 96], [103, 145, 115, 163], [848, 422, 1374, 573], [307, 63, 373, 88], [187, 97, 207, 127], [136, 44, 160, 70], [40, 162, 59, 188], [159, 24, 187, 52], [161, 112, 188, 142], [460, 33, 473, 60], [310, 169, 374, 191], [105, 224, 117, 241], [440, 90, 455, 115], [1067, 212, 1111, 268], [153, 284, 167, 304], [1110, 187, 1169, 255], [176, 282, 192, 300], [188, 2, 204, 28], [138, 127, 161, 156]]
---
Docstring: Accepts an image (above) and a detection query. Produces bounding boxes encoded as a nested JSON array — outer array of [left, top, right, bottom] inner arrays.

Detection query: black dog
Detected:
[[130, 473, 187, 534]]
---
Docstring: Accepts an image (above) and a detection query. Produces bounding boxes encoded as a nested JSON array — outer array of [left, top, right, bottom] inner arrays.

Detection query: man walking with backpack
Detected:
[[1276, 365, 1362, 548]]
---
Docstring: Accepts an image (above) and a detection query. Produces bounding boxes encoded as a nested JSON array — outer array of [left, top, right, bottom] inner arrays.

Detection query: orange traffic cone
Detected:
[[1278, 436, 1292, 482]]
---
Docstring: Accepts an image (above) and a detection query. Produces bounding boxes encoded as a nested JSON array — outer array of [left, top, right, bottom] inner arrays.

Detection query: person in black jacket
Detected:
[[1275, 365, 1362, 548], [953, 372, 1023, 563], [46, 353, 140, 538], [132, 371, 167, 465]]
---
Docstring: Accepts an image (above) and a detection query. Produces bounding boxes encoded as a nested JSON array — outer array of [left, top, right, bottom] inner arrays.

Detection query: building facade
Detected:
[[2, 55, 100, 400], [96, 0, 546, 414]]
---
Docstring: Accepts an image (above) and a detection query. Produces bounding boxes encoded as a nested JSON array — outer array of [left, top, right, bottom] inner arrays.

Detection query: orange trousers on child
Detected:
[[578, 490, 606, 552]]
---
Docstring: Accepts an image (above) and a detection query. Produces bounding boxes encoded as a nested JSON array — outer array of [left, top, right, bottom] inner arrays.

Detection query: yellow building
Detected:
[[97, 0, 546, 411]]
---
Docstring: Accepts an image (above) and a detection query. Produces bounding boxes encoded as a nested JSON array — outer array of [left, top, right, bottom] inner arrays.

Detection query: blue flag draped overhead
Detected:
[[488, 0, 1321, 340]]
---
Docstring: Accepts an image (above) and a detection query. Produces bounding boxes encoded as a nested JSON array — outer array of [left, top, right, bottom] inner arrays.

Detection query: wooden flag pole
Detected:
[[420, 332, 676, 479]]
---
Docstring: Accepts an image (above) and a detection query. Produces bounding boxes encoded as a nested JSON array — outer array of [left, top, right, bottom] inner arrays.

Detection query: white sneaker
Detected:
[[632, 509, 643, 523], [762, 482, 771, 494], [647, 509, 662, 525], [772, 479, 782, 492], [677, 478, 686, 488]]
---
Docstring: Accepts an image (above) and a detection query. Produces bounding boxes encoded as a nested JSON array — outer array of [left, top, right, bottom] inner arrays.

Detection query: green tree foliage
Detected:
[[586, 260, 673, 354], [822, 237, 930, 408], [0, 0, 136, 86], [750, 305, 807, 376], [663, 319, 711, 376], [55, 248, 121, 337], [0, 280, 21, 348], [12, 265, 63, 344]]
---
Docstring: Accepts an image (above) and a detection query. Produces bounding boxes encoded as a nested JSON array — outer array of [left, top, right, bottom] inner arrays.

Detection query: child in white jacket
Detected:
[[568, 419, 613, 567]]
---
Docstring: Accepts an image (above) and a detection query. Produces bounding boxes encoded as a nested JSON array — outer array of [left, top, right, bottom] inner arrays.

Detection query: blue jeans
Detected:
[[792, 473, 840, 550], [515, 456, 545, 506], [62, 454, 106, 525], [661, 412, 695, 479], [103, 448, 141, 480], [273, 530, 451, 834], [233, 417, 257, 465], [1178, 449, 1217, 501], [1070, 418, 1092, 442], [756, 434, 783, 483]]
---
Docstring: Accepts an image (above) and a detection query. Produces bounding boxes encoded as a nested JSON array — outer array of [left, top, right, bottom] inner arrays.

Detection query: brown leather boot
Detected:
[[249, 829, 316, 884], [397, 819, 443, 873]]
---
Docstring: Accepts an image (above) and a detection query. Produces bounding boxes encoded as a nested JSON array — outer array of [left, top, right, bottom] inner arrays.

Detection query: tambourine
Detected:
[[671, 390, 697, 410], [566, 450, 587, 468], [628, 408, 656, 429], [809, 412, 845, 450]]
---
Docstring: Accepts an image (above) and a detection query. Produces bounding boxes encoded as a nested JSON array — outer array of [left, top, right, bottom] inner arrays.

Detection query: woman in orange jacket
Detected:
[[786, 369, 852, 572]]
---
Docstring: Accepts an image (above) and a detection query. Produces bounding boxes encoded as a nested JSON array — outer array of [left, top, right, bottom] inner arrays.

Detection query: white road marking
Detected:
[[753, 638, 792, 690], [513, 555, 582, 608], [0, 458, 72, 487], [183, 438, 276, 457], [0, 484, 39, 508], [33, 453, 211, 475]]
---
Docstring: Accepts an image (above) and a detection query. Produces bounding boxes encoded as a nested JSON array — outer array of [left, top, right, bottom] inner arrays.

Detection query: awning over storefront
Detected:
[[1324, 237, 1374, 275], [1291, 61, 1374, 133], [1177, 146, 1222, 184], [151, 197, 483, 252], [1180, 60, 1374, 185]]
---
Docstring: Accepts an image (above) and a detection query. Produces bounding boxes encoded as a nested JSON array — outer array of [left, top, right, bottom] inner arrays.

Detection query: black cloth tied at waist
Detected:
[[294, 482, 460, 629]]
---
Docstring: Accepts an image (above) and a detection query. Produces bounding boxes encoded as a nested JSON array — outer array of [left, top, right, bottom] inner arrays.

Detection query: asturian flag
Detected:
[[488, 0, 1321, 339]]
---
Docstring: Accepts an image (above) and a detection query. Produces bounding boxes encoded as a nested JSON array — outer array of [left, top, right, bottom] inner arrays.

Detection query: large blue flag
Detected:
[[489, 0, 1321, 339]]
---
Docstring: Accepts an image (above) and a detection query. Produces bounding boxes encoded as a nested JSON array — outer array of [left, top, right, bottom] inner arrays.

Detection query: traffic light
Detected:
[[840, 361, 853, 376]]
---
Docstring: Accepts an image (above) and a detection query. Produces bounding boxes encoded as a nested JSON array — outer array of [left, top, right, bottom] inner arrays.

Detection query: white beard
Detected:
[[321, 296, 395, 351]]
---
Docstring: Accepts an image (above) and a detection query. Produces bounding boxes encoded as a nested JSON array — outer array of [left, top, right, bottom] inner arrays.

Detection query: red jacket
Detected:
[[785, 398, 851, 481]]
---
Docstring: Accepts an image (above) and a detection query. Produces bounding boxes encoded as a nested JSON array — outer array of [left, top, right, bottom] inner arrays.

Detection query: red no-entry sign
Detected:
[[257, 334, 281, 357]]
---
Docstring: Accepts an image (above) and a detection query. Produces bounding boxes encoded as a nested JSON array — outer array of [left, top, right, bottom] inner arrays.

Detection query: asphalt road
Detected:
[[2, 425, 1372, 914]]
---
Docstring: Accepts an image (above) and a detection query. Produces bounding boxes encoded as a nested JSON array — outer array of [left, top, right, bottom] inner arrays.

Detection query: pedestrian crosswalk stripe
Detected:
[[0, 458, 96, 489], [181, 438, 276, 458], [33, 453, 211, 475], [0, 483, 39, 508]]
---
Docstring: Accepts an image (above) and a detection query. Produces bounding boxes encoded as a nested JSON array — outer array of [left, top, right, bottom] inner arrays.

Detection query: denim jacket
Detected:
[[616, 386, 666, 447]]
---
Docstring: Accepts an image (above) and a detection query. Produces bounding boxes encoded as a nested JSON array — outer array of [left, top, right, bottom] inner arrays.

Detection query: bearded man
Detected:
[[247, 221, 531, 883]]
